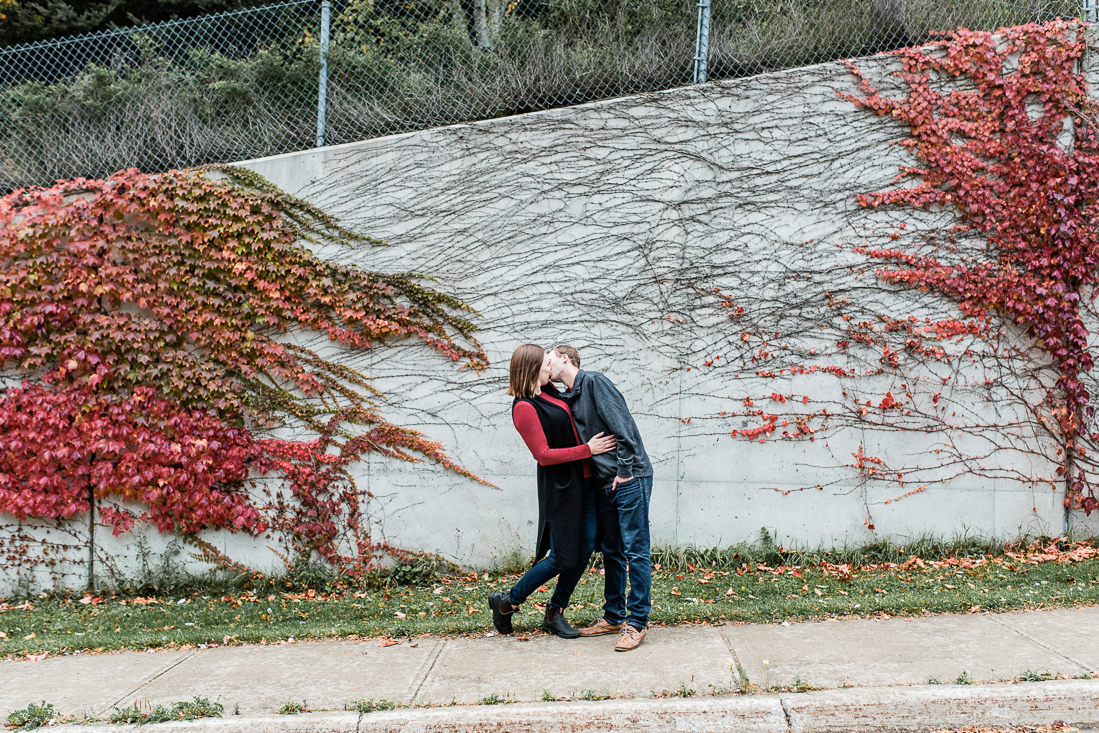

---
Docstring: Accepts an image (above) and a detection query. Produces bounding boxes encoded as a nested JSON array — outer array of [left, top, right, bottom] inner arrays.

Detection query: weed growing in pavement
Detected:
[[108, 697, 223, 724], [5, 702, 56, 730], [540, 690, 556, 702], [955, 671, 972, 685], [349, 699, 398, 714], [1018, 670, 1053, 682], [928, 676, 943, 684], [578, 689, 612, 701], [791, 676, 816, 693], [6, 536, 1099, 659], [479, 693, 509, 705], [276, 701, 309, 715], [651, 684, 695, 698]]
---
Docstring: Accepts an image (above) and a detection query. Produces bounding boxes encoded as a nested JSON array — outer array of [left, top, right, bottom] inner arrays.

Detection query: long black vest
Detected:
[[514, 387, 586, 569]]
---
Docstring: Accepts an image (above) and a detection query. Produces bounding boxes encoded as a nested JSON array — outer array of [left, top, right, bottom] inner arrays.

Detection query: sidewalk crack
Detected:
[[407, 639, 446, 703], [100, 650, 197, 716], [717, 626, 750, 691], [985, 614, 1094, 674], [779, 696, 794, 731]]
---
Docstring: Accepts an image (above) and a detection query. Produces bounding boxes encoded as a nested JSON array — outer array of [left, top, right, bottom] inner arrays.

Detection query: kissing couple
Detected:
[[487, 344, 654, 651]]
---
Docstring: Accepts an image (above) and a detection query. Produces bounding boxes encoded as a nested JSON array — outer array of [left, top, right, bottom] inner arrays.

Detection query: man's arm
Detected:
[[586, 373, 642, 484]]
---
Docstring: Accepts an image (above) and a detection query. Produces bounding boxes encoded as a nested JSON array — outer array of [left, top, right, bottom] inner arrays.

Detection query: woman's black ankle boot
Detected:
[[542, 606, 579, 638], [488, 591, 515, 635]]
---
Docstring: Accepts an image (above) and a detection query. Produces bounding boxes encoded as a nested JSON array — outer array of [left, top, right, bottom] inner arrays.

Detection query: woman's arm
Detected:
[[513, 401, 592, 466]]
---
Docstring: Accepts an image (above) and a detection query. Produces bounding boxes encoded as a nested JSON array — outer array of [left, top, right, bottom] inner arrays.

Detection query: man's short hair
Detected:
[[553, 344, 580, 369]]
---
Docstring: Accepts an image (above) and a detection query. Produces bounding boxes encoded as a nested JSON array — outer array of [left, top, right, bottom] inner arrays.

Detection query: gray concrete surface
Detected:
[[723, 609, 1090, 689], [39, 681, 1099, 733], [783, 680, 1099, 732], [0, 649, 194, 719], [413, 625, 735, 704], [5, 607, 1099, 728], [125, 638, 446, 716]]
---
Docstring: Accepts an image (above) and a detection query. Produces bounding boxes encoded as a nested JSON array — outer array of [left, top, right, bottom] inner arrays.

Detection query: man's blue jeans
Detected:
[[508, 486, 597, 610], [601, 476, 652, 629]]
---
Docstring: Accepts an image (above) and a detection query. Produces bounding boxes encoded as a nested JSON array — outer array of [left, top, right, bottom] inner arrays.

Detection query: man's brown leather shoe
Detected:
[[579, 618, 626, 637], [614, 625, 646, 651]]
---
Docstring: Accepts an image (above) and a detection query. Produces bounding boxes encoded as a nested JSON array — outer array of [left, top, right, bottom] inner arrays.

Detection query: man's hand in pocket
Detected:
[[611, 475, 633, 491]]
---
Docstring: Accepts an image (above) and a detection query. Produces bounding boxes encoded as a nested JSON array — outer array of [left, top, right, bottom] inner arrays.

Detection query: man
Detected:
[[547, 345, 654, 651]]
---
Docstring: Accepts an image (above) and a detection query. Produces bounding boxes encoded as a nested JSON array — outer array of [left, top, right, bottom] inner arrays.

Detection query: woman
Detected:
[[487, 343, 616, 638]]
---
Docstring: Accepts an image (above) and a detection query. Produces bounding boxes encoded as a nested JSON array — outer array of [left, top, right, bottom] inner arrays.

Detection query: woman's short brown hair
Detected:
[[508, 343, 545, 398]]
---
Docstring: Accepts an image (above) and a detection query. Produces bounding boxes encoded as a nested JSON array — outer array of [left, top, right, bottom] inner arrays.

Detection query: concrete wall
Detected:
[[233, 39, 1099, 567], [6, 34, 1099, 592]]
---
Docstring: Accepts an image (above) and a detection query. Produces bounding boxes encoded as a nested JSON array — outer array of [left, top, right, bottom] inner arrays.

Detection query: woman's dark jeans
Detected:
[[508, 486, 597, 610]]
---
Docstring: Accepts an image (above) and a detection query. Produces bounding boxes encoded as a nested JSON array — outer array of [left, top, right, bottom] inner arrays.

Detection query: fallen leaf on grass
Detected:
[[395, 612, 406, 618], [26, 653, 47, 662], [725, 588, 737, 596], [23, 632, 35, 640], [0, 631, 6, 638]]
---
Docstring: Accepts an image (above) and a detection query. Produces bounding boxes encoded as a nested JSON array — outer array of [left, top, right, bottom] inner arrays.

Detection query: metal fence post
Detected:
[[693, 0, 711, 84], [316, 0, 330, 147]]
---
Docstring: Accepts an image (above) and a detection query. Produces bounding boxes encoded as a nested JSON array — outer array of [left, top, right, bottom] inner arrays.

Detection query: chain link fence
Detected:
[[0, 0, 1088, 190]]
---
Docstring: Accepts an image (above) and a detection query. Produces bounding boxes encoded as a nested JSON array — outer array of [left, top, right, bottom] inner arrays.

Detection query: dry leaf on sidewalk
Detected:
[[380, 640, 400, 647]]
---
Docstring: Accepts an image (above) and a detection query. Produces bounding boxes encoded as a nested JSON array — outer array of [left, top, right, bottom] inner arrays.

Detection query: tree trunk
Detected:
[[473, 0, 493, 51]]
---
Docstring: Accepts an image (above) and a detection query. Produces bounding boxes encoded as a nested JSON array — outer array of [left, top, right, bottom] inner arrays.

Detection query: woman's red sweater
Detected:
[[512, 392, 593, 478]]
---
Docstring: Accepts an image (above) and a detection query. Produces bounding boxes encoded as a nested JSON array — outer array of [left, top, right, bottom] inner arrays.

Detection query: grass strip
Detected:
[[3, 539, 1099, 659]]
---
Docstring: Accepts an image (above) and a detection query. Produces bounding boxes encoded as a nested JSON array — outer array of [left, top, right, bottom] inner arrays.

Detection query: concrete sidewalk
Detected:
[[4, 607, 1099, 729]]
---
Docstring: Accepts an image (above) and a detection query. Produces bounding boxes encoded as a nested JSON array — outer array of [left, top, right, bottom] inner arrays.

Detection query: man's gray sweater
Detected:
[[563, 369, 653, 483]]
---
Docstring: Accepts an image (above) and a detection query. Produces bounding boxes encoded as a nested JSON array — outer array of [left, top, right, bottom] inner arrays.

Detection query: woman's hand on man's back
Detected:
[[588, 431, 616, 455]]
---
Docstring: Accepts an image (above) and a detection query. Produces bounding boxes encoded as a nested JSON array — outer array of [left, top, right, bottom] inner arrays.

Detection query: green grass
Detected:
[[3, 540, 1099, 659]]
